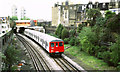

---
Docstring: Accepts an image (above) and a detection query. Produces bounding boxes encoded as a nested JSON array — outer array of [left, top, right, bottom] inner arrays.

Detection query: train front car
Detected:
[[49, 40, 64, 56]]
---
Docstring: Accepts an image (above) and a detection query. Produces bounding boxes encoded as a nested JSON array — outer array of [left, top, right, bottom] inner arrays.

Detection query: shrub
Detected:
[[105, 10, 116, 19], [109, 36, 120, 66], [117, 65, 120, 70], [77, 24, 85, 33], [69, 37, 75, 46], [69, 29, 76, 37], [79, 27, 97, 54], [64, 38, 70, 44], [74, 38, 80, 46], [106, 13, 120, 33], [61, 28, 69, 40], [102, 51, 111, 64], [96, 17, 107, 27]]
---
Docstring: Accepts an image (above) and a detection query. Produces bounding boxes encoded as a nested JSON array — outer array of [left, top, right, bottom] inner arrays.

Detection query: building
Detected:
[[109, 0, 120, 14], [52, 0, 118, 27], [0, 17, 11, 36], [52, 1, 88, 27], [0, 17, 12, 49], [11, 5, 17, 16], [21, 7, 26, 19], [52, 3, 61, 26], [15, 20, 38, 32], [15, 20, 30, 27]]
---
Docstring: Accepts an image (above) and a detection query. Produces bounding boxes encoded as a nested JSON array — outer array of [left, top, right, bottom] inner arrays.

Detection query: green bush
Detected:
[[96, 17, 107, 27], [106, 13, 120, 33], [69, 29, 76, 37], [79, 27, 97, 54], [69, 37, 75, 46], [64, 38, 70, 44], [61, 28, 69, 40], [105, 10, 116, 19], [74, 38, 80, 46], [77, 24, 85, 33], [109, 36, 120, 66], [101, 51, 110, 64], [117, 65, 120, 70]]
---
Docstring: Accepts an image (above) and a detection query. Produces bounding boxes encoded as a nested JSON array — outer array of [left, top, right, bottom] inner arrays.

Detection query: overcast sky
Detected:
[[0, 0, 110, 21]]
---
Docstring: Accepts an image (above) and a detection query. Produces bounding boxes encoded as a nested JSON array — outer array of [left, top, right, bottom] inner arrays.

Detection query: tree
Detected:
[[69, 29, 76, 37], [55, 24, 64, 38], [77, 23, 86, 33], [79, 27, 97, 54], [105, 10, 116, 19], [21, 16, 30, 20], [11, 16, 18, 20], [96, 17, 107, 27], [61, 28, 69, 40], [106, 13, 120, 33], [86, 8, 101, 26]]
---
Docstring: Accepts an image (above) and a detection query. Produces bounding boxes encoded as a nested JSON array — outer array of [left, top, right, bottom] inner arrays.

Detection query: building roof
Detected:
[[15, 20, 30, 22]]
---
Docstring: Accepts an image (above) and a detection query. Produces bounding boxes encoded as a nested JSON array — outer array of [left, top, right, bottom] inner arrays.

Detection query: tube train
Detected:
[[24, 29, 64, 56]]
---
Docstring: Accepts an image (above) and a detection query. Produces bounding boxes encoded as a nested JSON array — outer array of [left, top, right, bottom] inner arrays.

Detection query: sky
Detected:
[[0, 0, 110, 21]]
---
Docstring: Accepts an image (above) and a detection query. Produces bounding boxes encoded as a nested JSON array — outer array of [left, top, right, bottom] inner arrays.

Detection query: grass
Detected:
[[64, 44, 116, 70]]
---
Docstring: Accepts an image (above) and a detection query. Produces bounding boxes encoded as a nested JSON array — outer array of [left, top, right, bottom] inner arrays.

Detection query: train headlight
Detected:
[[51, 48, 54, 49], [51, 50, 54, 52]]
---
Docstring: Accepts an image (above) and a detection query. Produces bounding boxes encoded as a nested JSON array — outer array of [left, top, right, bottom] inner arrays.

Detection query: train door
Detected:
[[54, 42, 59, 53]]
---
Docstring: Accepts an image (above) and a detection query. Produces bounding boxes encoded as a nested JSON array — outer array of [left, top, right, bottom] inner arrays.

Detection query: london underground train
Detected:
[[24, 29, 64, 56]]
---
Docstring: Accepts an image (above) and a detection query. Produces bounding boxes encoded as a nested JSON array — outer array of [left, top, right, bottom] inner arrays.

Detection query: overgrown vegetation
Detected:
[[3, 38, 21, 71], [65, 44, 116, 70]]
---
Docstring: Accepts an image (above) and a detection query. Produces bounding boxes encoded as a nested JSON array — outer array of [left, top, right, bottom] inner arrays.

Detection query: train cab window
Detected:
[[59, 42, 63, 46], [56, 43, 58, 47], [51, 43, 54, 47]]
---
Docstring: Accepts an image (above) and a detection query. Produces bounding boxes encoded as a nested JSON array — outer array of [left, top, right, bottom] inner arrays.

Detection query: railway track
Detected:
[[54, 58, 81, 72], [17, 35, 51, 71], [17, 34, 86, 72]]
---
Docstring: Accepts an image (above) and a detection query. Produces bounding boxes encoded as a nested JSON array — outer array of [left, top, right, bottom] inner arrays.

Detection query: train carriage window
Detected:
[[38, 36, 39, 41], [56, 43, 58, 47], [59, 42, 63, 46], [46, 42, 48, 46], [45, 41, 48, 48], [51, 43, 54, 47]]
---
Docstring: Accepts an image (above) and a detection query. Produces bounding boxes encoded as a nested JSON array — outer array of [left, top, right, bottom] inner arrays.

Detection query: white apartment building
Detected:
[[21, 7, 26, 19], [12, 5, 17, 16]]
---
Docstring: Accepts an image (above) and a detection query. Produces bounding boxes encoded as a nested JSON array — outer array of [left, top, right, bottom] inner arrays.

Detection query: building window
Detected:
[[2, 26, 4, 28], [119, 1, 120, 8], [74, 6, 76, 10], [65, 12, 67, 18]]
